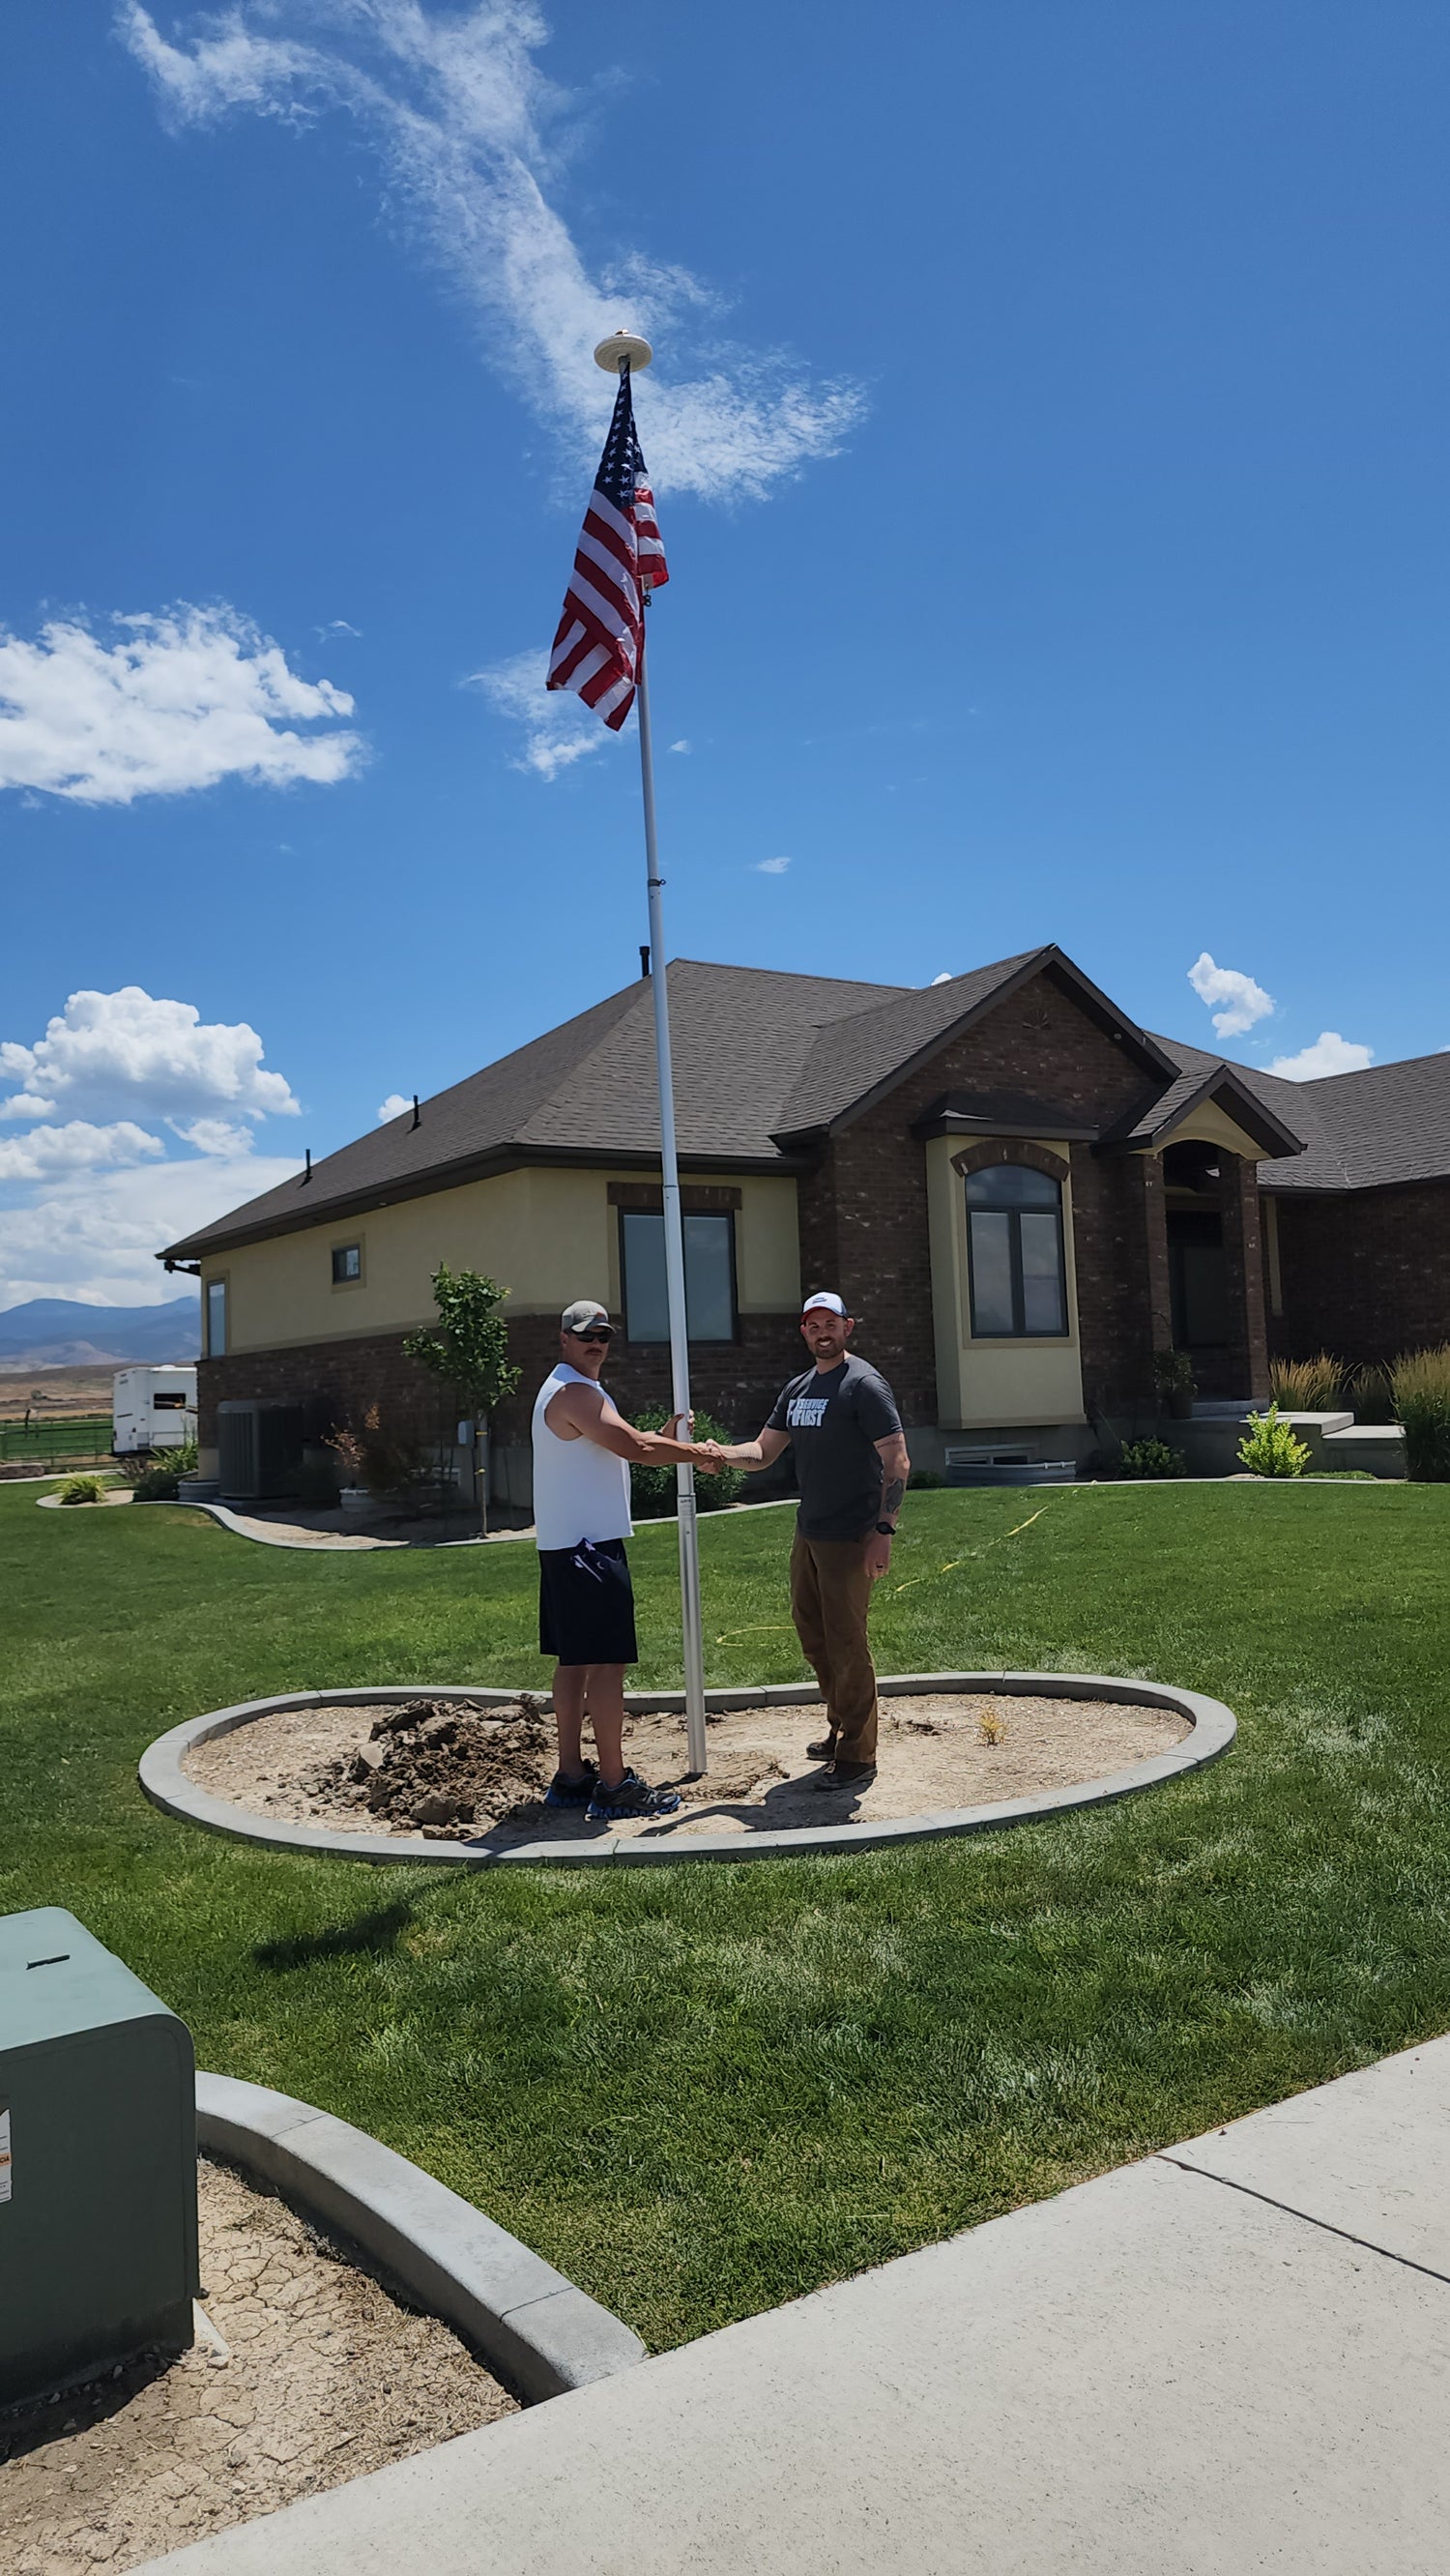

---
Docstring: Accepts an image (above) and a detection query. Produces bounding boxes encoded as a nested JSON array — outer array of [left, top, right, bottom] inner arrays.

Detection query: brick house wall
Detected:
[[808, 969, 1170, 1420], [1269, 1181, 1450, 1366]]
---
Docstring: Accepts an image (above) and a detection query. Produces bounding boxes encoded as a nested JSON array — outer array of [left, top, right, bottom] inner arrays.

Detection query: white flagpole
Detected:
[[596, 335, 709, 1776]]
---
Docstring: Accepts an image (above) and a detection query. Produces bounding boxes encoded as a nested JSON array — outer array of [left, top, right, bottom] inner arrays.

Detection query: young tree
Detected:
[[404, 1265, 521, 1534]]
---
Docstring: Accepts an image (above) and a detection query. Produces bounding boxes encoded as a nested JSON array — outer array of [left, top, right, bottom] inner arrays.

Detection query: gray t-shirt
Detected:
[[768, 1354, 903, 1541]]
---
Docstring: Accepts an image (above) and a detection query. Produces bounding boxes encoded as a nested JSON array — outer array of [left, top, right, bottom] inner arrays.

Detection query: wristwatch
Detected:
[[874, 1521, 896, 1536]]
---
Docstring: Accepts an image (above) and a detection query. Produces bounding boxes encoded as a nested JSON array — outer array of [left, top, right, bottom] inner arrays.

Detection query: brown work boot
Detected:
[[805, 1733, 837, 1762], [810, 1758, 876, 1791]]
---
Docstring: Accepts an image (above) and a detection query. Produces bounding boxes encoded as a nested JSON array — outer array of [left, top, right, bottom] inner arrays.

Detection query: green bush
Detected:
[[1118, 1438, 1187, 1479], [910, 1466, 945, 1490], [1269, 1352, 1345, 1411], [130, 1440, 199, 1502], [1238, 1405, 1311, 1478], [57, 1474, 107, 1506], [630, 1406, 745, 1516], [1389, 1344, 1450, 1481], [296, 1457, 341, 1507], [1151, 1348, 1196, 1404]]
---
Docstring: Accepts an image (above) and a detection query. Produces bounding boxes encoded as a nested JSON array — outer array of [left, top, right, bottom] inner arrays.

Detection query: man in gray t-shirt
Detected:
[[721, 1295, 911, 1789]]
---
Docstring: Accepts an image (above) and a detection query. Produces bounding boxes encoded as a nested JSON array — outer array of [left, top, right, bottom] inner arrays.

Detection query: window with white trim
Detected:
[[620, 1210, 737, 1343]]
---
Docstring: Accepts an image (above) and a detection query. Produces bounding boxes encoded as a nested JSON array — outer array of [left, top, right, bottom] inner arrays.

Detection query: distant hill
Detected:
[[0, 1295, 200, 1370]]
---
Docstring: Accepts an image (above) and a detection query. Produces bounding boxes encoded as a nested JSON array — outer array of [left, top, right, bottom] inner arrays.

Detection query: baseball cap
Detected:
[[561, 1299, 612, 1334], [801, 1291, 848, 1317]]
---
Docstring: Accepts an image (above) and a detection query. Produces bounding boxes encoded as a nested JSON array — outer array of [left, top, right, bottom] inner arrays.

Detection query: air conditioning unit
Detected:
[[944, 1447, 1077, 1487], [217, 1400, 305, 1502]]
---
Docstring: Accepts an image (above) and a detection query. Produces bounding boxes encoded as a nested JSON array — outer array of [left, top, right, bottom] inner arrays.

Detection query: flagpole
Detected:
[[599, 336, 709, 1778]]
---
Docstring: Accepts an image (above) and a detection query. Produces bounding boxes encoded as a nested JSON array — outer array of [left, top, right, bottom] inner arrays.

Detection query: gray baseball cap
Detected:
[[561, 1299, 612, 1334]]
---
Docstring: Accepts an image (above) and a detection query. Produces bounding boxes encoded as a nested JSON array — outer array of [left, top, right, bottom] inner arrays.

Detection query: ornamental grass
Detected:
[[1389, 1344, 1450, 1481]]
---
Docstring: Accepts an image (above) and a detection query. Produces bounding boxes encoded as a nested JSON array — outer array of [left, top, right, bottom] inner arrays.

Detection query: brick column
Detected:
[[1219, 1156, 1271, 1401], [1141, 1153, 1174, 1355]]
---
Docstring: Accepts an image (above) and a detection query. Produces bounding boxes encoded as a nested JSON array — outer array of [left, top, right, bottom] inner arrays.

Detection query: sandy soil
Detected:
[[0, 2158, 515, 2576], [186, 1688, 1190, 1846]]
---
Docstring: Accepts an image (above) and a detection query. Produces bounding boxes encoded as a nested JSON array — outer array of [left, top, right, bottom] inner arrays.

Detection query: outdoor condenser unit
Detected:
[[0, 1907, 199, 2409], [217, 1398, 305, 1501]]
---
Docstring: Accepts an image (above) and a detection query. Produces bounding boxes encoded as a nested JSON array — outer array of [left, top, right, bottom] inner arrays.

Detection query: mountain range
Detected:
[[0, 1295, 201, 1370]]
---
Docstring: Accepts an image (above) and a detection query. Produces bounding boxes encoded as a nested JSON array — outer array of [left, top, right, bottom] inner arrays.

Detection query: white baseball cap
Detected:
[[801, 1292, 848, 1317]]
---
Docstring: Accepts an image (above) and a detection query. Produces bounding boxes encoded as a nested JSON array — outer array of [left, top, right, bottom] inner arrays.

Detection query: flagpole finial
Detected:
[[594, 330, 652, 373]]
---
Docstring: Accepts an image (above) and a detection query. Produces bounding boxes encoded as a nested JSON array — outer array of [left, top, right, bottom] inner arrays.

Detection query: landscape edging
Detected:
[[142, 1673, 1236, 1869], [195, 2070, 646, 2402]]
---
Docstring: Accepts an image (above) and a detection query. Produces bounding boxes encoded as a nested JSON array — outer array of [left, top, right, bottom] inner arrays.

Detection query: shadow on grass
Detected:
[[254, 1899, 418, 1972]]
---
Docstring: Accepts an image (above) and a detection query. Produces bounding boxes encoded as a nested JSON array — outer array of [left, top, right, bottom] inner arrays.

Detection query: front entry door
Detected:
[[1167, 1209, 1230, 1354]]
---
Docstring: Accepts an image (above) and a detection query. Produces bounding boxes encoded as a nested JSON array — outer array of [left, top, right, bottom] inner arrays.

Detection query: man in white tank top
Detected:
[[534, 1299, 724, 1822]]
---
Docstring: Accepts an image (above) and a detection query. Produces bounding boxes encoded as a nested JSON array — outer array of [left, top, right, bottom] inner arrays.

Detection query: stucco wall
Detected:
[[202, 1165, 800, 1356], [925, 1134, 1087, 1428]]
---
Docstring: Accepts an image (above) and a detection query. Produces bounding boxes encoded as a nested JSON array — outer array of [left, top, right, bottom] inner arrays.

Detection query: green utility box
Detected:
[[0, 1907, 199, 2408]]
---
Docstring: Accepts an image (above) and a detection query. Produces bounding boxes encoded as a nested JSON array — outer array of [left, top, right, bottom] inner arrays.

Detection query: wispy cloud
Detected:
[[1267, 1032, 1374, 1081], [752, 855, 791, 875], [464, 645, 605, 779], [0, 606, 362, 805], [668, 739, 691, 755], [1187, 951, 1275, 1039], [121, 2, 864, 503]]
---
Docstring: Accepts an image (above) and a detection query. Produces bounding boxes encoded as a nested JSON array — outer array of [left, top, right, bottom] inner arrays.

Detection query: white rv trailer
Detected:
[[112, 1365, 198, 1455]]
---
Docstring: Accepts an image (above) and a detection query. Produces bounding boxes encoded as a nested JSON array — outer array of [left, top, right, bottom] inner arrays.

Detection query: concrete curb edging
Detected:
[[142, 1673, 1236, 1869], [195, 2070, 645, 2401]]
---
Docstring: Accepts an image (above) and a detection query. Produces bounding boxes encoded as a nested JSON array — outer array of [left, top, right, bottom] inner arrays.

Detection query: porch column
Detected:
[[1219, 1155, 1271, 1401], [1141, 1153, 1174, 1355]]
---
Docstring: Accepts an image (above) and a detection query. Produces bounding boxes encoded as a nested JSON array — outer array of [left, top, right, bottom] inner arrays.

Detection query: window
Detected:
[[206, 1277, 227, 1357], [965, 1163, 1067, 1337], [332, 1243, 362, 1284], [620, 1210, 737, 1343], [153, 1390, 188, 1411]]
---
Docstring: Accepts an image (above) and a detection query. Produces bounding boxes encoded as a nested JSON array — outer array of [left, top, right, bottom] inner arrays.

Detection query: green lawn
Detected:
[[3, 1477, 1448, 2353]]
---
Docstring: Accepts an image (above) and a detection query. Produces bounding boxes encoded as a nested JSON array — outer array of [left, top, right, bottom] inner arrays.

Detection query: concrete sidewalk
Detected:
[[143, 2038, 1450, 2574]]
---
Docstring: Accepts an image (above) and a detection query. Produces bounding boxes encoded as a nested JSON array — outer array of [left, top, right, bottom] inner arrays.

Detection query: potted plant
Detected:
[[323, 1423, 371, 1513], [1151, 1348, 1197, 1420]]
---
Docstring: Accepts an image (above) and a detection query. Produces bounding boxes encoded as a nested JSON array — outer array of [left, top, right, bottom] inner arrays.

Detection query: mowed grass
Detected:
[[3, 1478, 1448, 2352]]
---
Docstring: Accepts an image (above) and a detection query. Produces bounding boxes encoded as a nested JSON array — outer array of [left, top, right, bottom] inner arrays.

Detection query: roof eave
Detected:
[[1097, 1068, 1306, 1162]]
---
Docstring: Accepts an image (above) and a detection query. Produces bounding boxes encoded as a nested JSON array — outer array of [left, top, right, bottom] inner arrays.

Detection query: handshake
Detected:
[[662, 1413, 738, 1477]]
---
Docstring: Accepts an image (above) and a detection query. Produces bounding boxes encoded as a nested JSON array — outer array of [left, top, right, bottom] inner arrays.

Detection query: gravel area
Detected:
[[0, 2158, 516, 2574], [185, 1689, 1190, 1846]]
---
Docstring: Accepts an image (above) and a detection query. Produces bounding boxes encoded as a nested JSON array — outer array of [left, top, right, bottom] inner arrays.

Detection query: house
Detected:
[[160, 945, 1450, 1495]]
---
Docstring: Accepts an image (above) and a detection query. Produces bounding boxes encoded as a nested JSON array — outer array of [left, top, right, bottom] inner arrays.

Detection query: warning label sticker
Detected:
[[0, 2108, 10, 2204]]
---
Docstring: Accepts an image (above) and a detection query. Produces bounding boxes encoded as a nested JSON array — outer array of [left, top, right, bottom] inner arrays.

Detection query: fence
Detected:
[[0, 1413, 114, 1469]]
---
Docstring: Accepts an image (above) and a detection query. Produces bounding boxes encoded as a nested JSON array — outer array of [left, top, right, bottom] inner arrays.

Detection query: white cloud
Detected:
[[121, 3, 864, 503], [930, 971, 954, 985], [320, 619, 362, 637], [0, 605, 363, 805], [0, 1149, 304, 1307], [465, 646, 605, 779], [752, 855, 791, 875], [668, 739, 691, 755], [0, 1121, 164, 1183], [0, 987, 300, 1127], [1186, 951, 1275, 1039], [1267, 1032, 1375, 1081], [378, 1093, 412, 1123], [167, 1117, 256, 1156]]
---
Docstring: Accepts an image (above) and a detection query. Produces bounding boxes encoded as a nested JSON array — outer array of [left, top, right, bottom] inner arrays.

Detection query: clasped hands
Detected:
[[663, 1411, 730, 1476]]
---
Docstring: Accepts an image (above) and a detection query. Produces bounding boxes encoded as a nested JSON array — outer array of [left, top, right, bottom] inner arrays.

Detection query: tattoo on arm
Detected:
[[882, 1476, 905, 1521]]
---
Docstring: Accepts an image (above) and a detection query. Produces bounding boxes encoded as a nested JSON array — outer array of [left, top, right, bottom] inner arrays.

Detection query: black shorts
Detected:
[[537, 1538, 639, 1667]]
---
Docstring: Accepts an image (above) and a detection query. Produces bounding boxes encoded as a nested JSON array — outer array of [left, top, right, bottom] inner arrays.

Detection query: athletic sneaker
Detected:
[[587, 1768, 682, 1822], [543, 1761, 597, 1809]]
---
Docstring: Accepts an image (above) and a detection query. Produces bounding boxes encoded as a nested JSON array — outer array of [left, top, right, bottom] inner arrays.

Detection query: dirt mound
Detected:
[[306, 1698, 558, 1835]]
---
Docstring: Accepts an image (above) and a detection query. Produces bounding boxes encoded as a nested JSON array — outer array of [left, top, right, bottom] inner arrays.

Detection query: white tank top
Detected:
[[531, 1364, 633, 1552]]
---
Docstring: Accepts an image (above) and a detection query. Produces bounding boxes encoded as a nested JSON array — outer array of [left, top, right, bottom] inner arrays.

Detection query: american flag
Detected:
[[546, 366, 668, 732]]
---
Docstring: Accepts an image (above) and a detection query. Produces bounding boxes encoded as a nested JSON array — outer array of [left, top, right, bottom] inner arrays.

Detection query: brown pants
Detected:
[[789, 1531, 879, 1767]]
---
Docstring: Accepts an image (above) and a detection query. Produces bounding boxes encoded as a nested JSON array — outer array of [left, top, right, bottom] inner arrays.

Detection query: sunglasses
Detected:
[[569, 1328, 614, 1344]]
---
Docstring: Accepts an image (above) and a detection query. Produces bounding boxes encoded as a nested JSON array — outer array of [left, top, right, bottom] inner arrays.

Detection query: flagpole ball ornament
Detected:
[[594, 330, 653, 373]]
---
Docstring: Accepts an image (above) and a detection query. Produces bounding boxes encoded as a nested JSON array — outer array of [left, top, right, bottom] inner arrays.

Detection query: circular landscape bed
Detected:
[[141, 1674, 1234, 1867]]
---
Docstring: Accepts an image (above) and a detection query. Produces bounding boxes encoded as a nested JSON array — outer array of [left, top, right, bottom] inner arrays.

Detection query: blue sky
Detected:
[[2, 1, 1447, 1304]]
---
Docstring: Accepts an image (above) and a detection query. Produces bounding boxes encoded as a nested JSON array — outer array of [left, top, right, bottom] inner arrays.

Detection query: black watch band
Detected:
[[874, 1520, 896, 1536]]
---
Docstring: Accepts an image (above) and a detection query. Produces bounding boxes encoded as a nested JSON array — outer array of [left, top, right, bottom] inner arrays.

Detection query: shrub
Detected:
[[1389, 1344, 1450, 1481], [630, 1406, 745, 1515], [1151, 1349, 1196, 1404], [1117, 1438, 1187, 1479], [1238, 1405, 1311, 1478], [58, 1474, 107, 1506], [910, 1466, 945, 1490], [130, 1440, 199, 1502], [296, 1457, 341, 1508], [1269, 1353, 1345, 1412]]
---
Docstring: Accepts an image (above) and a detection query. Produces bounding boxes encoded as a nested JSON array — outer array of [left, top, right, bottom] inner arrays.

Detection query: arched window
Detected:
[[965, 1162, 1067, 1337]]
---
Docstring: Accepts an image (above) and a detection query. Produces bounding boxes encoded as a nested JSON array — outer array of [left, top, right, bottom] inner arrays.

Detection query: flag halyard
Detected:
[[547, 369, 668, 733]]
